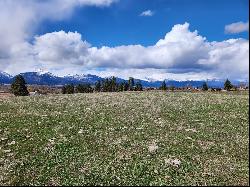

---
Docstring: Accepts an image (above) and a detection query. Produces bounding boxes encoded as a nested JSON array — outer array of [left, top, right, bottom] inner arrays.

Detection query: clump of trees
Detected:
[[202, 82, 208, 91], [76, 84, 93, 93], [99, 77, 142, 92], [62, 77, 143, 94], [11, 75, 29, 96], [62, 83, 93, 94], [170, 85, 175, 91], [62, 84, 74, 94], [135, 81, 143, 91]]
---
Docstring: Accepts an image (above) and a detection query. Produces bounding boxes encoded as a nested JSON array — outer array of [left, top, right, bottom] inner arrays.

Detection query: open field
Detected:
[[0, 91, 249, 185]]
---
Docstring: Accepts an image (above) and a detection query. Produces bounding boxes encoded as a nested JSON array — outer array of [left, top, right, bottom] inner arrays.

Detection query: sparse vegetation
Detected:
[[0, 91, 248, 185]]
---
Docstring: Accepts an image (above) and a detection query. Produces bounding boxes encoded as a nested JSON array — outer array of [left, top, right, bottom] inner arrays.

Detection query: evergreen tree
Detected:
[[224, 79, 233, 91], [124, 82, 129, 91], [102, 78, 109, 92], [62, 84, 74, 94], [110, 76, 117, 92], [11, 75, 29, 96], [118, 82, 124, 92], [62, 86, 66, 94], [95, 80, 101, 92], [128, 77, 135, 91], [135, 81, 143, 91], [160, 80, 167, 90], [76, 84, 93, 93], [202, 82, 208, 91]]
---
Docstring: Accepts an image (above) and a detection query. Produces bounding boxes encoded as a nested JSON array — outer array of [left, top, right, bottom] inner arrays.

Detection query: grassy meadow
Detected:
[[0, 91, 249, 185]]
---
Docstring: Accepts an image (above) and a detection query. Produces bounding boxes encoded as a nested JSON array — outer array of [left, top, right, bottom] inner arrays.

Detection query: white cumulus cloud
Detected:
[[225, 21, 249, 34], [140, 10, 154, 17], [0, 0, 117, 59], [1, 22, 248, 81]]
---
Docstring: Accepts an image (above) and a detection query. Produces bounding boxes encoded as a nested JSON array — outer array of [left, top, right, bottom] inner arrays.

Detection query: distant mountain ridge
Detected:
[[0, 71, 248, 88]]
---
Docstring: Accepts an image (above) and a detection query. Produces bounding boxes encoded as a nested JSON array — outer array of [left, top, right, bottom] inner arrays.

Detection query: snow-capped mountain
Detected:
[[0, 71, 104, 86], [0, 71, 248, 88], [0, 71, 13, 84]]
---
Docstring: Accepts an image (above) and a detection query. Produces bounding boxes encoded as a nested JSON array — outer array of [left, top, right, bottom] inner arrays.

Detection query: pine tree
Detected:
[[102, 78, 109, 92], [76, 84, 93, 93], [124, 82, 129, 91], [118, 82, 124, 92], [224, 79, 233, 91], [128, 77, 135, 91], [202, 82, 208, 91], [110, 76, 117, 92], [160, 81, 167, 90], [62, 86, 66, 94], [62, 84, 74, 94], [135, 81, 143, 91], [95, 80, 101, 92], [79, 84, 85, 93], [11, 75, 29, 96]]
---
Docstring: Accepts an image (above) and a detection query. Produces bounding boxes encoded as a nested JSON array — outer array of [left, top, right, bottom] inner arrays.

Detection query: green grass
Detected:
[[0, 91, 249, 185]]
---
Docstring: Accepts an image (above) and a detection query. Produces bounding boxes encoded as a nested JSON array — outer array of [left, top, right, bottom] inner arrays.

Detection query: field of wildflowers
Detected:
[[0, 91, 249, 185]]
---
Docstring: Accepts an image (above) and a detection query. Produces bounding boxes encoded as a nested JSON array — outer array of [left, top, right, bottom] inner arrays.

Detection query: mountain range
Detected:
[[0, 71, 248, 88]]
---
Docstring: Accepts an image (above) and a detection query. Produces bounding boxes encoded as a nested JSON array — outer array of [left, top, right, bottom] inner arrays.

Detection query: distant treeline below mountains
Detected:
[[0, 71, 248, 88]]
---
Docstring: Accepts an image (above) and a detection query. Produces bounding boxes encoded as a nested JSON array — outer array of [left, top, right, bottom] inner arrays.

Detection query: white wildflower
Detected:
[[1, 137, 8, 141], [3, 149, 11, 153], [8, 141, 16, 145], [48, 138, 56, 145], [78, 129, 84, 134], [148, 143, 158, 153], [185, 128, 197, 133], [165, 158, 181, 167], [186, 137, 193, 140]]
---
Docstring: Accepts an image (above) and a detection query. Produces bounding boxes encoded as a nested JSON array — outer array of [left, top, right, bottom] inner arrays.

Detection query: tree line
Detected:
[[10, 74, 238, 96], [159, 79, 235, 91], [62, 77, 143, 94]]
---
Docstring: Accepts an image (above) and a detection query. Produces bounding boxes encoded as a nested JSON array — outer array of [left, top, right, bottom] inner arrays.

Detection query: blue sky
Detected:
[[38, 0, 249, 47], [0, 0, 249, 81]]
